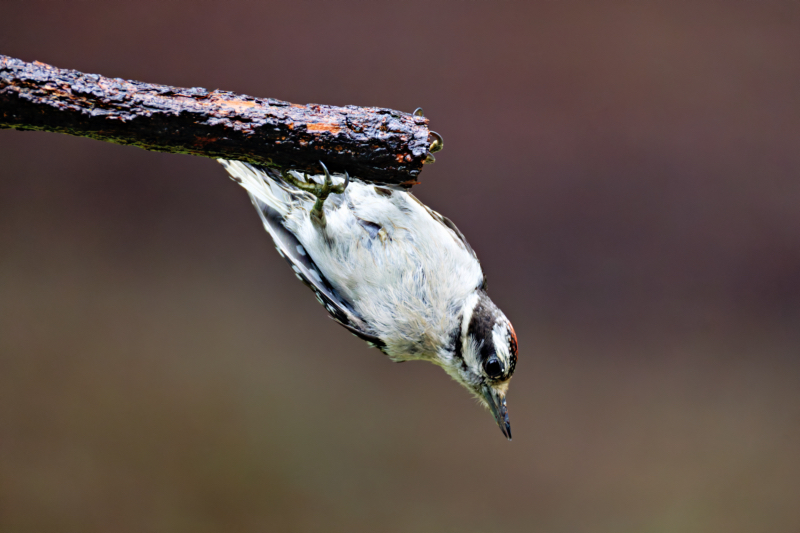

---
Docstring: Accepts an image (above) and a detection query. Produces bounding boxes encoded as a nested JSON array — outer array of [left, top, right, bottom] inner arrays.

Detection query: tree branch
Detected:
[[0, 55, 441, 186]]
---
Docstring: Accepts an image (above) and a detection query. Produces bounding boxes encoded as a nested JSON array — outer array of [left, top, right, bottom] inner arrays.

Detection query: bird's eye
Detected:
[[483, 357, 504, 379]]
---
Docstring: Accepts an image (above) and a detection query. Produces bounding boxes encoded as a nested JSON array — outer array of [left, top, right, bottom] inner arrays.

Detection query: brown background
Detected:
[[1, 1, 799, 532]]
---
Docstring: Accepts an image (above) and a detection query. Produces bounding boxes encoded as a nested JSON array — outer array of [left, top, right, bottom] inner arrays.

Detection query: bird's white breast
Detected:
[[285, 182, 484, 360]]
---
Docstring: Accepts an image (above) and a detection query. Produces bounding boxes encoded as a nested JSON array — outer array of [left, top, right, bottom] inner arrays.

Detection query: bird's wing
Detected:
[[220, 160, 386, 350]]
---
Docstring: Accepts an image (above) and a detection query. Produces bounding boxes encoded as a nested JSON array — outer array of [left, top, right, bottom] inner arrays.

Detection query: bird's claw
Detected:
[[281, 161, 349, 227]]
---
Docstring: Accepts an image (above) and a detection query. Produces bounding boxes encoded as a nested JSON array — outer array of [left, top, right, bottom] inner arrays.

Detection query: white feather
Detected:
[[220, 159, 484, 361]]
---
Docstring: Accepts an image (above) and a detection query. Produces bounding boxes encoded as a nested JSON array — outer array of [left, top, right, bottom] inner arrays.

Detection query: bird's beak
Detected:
[[481, 383, 512, 440]]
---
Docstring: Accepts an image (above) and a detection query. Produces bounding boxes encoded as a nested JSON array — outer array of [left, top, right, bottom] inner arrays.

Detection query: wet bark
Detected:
[[0, 55, 439, 186]]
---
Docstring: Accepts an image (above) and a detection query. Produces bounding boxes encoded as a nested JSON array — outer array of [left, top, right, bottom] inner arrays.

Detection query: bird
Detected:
[[220, 159, 518, 439]]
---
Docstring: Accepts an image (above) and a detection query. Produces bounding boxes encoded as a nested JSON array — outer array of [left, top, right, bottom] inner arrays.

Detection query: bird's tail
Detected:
[[218, 159, 294, 218]]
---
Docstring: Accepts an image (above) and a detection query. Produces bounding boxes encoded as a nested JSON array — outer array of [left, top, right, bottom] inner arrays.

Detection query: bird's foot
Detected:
[[281, 161, 350, 227]]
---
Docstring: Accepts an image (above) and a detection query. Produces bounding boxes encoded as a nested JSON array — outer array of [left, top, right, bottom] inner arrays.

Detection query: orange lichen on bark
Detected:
[[305, 122, 343, 134]]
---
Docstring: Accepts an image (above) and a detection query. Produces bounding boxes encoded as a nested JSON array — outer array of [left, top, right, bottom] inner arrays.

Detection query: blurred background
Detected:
[[1, 1, 799, 531]]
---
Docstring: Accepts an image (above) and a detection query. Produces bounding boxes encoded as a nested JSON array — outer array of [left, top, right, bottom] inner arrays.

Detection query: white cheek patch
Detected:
[[492, 321, 510, 366], [460, 293, 479, 340], [460, 292, 480, 358], [462, 337, 482, 371]]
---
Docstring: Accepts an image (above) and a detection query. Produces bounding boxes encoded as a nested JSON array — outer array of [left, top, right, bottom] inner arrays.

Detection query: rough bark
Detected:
[[0, 55, 440, 186]]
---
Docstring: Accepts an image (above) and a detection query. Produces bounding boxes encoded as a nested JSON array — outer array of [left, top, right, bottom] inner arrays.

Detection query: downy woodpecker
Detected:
[[221, 160, 517, 439]]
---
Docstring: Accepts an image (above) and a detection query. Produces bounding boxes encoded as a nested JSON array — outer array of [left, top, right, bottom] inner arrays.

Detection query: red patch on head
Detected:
[[508, 323, 518, 357]]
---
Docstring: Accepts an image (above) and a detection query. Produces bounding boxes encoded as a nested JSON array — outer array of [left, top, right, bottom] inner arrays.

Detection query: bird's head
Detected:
[[442, 291, 518, 440]]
